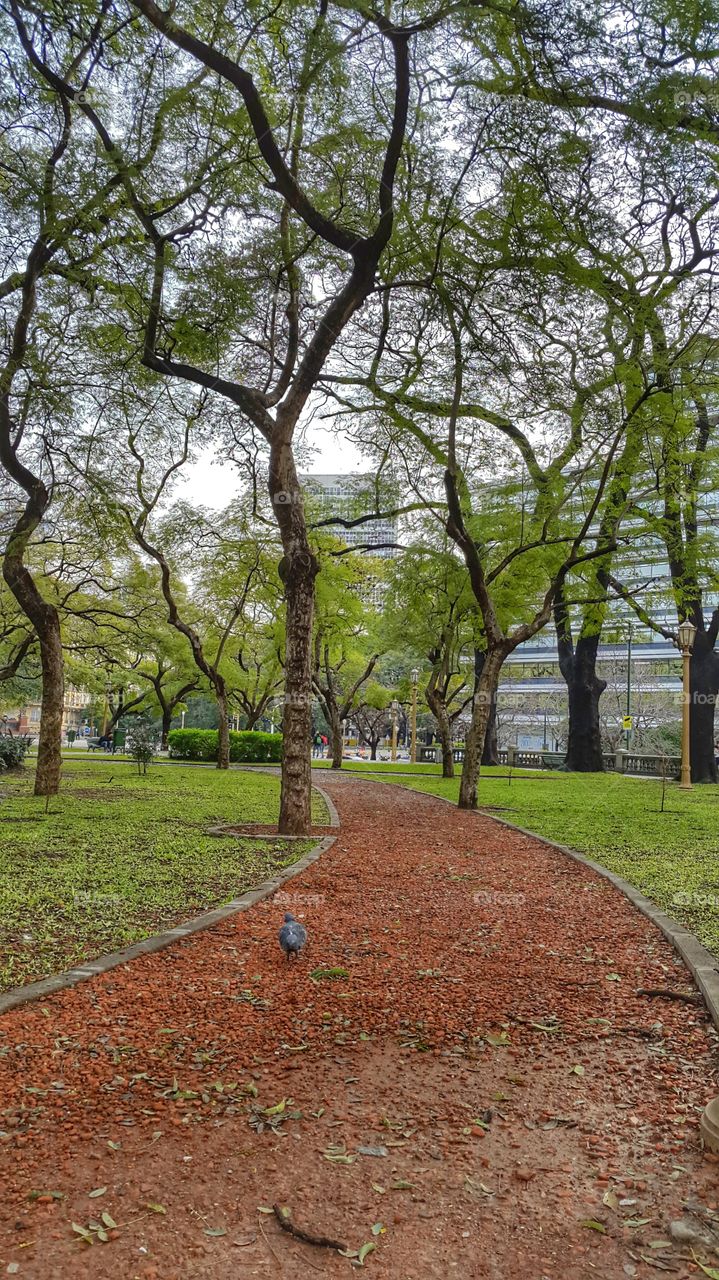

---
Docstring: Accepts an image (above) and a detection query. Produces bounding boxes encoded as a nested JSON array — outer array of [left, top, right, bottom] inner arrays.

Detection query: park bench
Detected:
[[541, 751, 567, 770]]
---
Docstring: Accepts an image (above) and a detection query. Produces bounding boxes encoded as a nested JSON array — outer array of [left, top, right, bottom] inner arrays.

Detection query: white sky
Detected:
[[176, 418, 366, 509]]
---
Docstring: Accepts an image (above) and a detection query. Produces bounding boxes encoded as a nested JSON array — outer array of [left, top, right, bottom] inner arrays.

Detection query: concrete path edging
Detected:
[[339, 774, 719, 1036], [0, 782, 339, 1018]]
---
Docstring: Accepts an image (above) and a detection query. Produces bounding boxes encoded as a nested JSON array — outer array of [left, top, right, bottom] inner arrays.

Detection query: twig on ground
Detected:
[[272, 1203, 347, 1252], [637, 987, 703, 1005], [258, 1214, 283, 1267]]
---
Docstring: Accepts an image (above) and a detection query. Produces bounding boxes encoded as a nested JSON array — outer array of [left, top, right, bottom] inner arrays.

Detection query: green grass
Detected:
[[370, 768, 719, 955], [0, 761, 326, 991]]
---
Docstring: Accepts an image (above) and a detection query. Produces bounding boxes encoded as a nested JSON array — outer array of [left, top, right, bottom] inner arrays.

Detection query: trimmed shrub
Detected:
[[126, 717, 156, 775], [0, 734, 32, 770], [167, 728, 282, 763]]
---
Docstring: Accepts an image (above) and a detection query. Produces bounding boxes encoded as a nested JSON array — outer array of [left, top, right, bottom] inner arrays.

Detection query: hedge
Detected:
[[167, 728, 283, 763], [0, 734, 31, 771]]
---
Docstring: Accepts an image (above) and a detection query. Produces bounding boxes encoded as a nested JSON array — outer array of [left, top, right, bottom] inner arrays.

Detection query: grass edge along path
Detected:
[[0, 761, 328, 991], [358, 767, 719, 957]]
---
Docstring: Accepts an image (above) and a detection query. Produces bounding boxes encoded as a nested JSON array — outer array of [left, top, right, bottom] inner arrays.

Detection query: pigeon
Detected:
[[278, 912, 307, 961]]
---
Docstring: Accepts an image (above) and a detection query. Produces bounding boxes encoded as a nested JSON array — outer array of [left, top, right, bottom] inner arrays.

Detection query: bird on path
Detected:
[[278, 912, 307, 962]]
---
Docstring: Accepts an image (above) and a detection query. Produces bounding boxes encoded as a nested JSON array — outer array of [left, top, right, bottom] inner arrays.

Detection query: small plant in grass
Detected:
[[126, 718, 156, 775], [0, 733, 31, 771]]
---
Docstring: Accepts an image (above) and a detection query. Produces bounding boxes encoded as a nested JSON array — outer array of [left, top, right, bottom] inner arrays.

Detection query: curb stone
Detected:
[[335, 774, 719, 1036], [0, 781, 338, 1018]]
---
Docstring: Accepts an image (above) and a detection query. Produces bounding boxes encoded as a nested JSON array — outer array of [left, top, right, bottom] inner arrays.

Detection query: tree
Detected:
[[311, 555, 382, 769], [386, 538, 474, 777], [353, 682, 393, 761], [12, 0, 420, 831], [611, 405, 719, 782]]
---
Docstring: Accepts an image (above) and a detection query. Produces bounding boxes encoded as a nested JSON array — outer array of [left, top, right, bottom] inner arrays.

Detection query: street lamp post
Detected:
[[678, 618, 696, 790], [181, 710, 186, 730], [390, 699, 398, 763], [410, 668, 419, 764], [625, 624, 633, 752]]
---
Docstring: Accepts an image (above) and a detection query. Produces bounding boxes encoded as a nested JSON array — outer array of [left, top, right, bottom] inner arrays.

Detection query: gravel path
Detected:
[[1, 778, 718, 1279]]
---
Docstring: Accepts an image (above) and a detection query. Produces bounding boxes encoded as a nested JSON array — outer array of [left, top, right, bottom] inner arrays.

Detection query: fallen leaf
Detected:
[[371, 1222, 385, 1235], [88, 1187, 107, 1198], [263, 1099, 287, 1117], [145, 1202, 166, 1215], [358, 1241, 376, 1264], [603, 1189, 619, 1212], [695, 1259, 719, 1279], [101, 1212, 117, 1230], [580, 1219, 606, 1233], [485, 1032, 510, 1047], [204, 1228, 227, 1237], [569, 1065, 585, 1076]]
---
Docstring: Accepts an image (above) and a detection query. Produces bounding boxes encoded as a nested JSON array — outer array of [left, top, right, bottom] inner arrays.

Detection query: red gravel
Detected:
[[1, 778, 718, 1279]]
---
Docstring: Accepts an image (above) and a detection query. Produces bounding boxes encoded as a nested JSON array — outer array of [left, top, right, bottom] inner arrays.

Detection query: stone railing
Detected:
[[419, 744, 681, 779]]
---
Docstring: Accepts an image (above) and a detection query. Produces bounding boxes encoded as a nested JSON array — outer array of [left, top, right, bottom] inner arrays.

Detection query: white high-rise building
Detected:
[[303, 473, 398, 558]]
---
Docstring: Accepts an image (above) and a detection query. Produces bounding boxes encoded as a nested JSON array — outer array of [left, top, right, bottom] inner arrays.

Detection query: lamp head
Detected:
[[677, 618, 697, 653]]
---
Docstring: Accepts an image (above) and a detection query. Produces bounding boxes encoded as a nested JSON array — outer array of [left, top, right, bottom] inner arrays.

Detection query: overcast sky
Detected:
[[176, 417, 367, 509]]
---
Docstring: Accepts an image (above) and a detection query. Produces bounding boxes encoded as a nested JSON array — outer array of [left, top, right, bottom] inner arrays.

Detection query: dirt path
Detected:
[[1, 779, 718, 1279]]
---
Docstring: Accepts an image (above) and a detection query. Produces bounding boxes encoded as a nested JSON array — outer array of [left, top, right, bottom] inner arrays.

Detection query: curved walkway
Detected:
[[1, 779, 718, 1279]]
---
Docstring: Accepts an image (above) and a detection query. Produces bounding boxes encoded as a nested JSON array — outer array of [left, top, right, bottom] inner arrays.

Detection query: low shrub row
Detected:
[[167, 728, 282, 763], [0, 734, 31, 771]]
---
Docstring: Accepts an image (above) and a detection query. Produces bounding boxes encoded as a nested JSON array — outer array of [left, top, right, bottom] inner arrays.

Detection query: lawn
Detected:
[[360, 767, 719, 954], [0, 761, 326, 991]]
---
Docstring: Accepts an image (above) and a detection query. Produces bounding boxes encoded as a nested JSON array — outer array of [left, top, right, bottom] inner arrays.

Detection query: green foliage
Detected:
[[0, 734, 31, 770], [168, 728, 282, 762]]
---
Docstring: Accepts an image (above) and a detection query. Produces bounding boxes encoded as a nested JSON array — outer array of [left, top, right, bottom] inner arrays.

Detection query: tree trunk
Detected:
[[689, 635, 719, 783], [330, 714, 343, 770], [436, 710, 454, 777], [425, 686, 454, 778], [3, 505, 63, 797], [161, 708, 172, 750], [34, 613, 64, 795], [459, 649, 504, 809], [270, 440, 318, 835], [370, 740, 378, 761], [481, 692, 499, 766], [564, 637, 607, 771], [216, 688, 230, 769]]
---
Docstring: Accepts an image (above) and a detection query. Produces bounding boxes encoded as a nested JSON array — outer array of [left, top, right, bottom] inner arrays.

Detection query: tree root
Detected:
[[637, 987, 703, 1005], [272, 1203, 347, 1252]]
